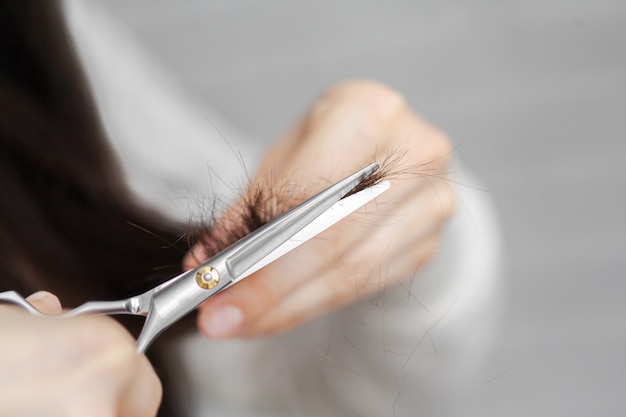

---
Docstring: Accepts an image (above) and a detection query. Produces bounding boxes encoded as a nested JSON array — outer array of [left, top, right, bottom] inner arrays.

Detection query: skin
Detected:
[[0, 80, 451, 413], [0, 292, 161, 417], [184, 80, 455, 339]]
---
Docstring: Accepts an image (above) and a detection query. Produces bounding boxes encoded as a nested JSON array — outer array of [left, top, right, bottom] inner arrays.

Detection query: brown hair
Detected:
[[0, 2, 188, 415], [0, 1, 187, 306]]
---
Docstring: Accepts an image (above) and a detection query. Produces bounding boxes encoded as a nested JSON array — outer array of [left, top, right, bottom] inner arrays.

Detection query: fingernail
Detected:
[[26, 291, 52, 302], [202, 305, 243, 338]]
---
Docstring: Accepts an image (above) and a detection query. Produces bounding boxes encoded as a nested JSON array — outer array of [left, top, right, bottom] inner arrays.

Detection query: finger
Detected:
[[196, 177, 453, 338], [243, 233, 441, 336], [26, 291, 62, 315], [183, 84, 443, 271], [237, 176, 450, 336], [117, 354, 162, 417]]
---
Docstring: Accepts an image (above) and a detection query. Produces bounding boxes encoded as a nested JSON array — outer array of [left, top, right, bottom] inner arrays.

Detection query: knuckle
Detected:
[[325, 79, 406, 106], [310, 79, 407, 125], [405, 128, 455, 190], [409, 126, 453, 168]]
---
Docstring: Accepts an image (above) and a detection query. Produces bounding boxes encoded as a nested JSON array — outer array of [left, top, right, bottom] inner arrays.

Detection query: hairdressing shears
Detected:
[[0, 163, 389, 353]]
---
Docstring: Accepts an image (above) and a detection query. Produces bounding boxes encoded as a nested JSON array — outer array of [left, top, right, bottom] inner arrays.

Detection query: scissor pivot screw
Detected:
[[196, 266, 220, 290]]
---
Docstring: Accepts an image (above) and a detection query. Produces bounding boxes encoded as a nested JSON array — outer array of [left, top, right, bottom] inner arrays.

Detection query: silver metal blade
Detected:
[[227, 180, 390, 287], [224, 163, 379, 279]]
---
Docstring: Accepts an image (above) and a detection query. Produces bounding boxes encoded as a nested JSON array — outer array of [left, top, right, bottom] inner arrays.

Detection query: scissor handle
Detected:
[[0, 291, 135, 318], [0, 291, 46, 316]]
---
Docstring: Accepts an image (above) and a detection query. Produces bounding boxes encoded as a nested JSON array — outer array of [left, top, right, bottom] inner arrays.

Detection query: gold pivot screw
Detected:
[[196, 266, 220, 290]]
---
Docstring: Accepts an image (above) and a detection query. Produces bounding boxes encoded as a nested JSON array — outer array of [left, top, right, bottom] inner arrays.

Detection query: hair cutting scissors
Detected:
[[0, 163, 389, 353]]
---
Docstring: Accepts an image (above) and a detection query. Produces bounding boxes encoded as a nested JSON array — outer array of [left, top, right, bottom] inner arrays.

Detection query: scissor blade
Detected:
[[224, 163, 379, 279], [135, 163, 380, 353], [228, 180, 390, 287]]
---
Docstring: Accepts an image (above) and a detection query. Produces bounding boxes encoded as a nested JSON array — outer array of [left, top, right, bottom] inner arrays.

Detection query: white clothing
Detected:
[[64, 2, 503, 416]]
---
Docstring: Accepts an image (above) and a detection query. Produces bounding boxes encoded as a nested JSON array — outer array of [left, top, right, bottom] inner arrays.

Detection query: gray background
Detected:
[[94, 1, 626, 415]]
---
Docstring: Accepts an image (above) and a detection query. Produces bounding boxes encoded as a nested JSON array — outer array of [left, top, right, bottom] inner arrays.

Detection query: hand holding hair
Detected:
[[184, 80, 455, 339]]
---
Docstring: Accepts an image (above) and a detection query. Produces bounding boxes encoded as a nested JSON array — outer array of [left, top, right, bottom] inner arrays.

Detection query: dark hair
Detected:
[[0, 1, 188, 307], [0, 2, 189, 415], [0, 3, 398, 415]]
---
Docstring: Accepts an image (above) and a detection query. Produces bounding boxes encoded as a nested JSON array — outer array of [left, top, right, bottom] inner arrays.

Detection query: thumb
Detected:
[[26, 291, 62, 315]]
